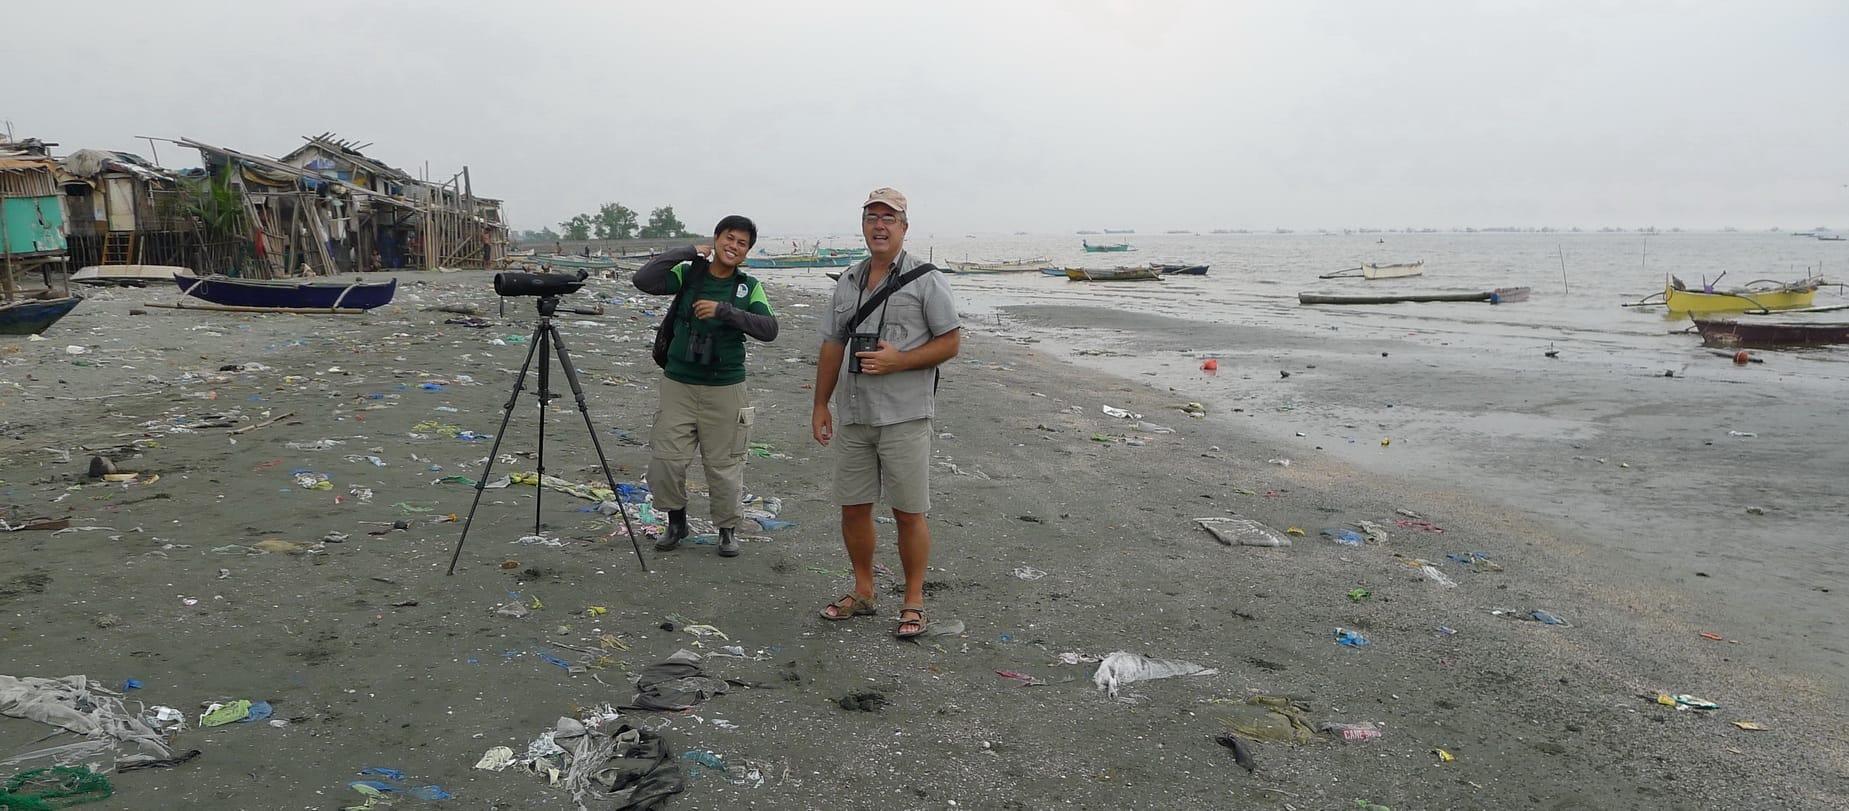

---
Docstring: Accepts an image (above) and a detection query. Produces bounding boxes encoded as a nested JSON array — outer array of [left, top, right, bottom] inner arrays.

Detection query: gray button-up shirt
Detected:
[[820, 250, 960, 427]]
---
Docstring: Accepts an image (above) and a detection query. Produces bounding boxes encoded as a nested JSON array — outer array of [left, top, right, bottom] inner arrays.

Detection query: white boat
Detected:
[[72, 264, 197, 287], [1318, 260, 1424, 280], [947, 257, 1056, 274]]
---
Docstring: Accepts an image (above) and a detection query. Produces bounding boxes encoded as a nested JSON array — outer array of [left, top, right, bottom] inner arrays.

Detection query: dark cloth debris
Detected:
[[620, 650, 730, 712]]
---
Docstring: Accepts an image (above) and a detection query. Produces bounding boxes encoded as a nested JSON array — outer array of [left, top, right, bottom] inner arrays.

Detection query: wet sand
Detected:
[[0, 271, 1840, 809]]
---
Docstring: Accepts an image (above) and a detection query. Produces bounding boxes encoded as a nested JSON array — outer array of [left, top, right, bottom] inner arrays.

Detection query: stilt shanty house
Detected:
[[1, 138, 70, 288], [55, 149, 212, 269], [170, 133, 506, 277], [2, 137, 83, 334]]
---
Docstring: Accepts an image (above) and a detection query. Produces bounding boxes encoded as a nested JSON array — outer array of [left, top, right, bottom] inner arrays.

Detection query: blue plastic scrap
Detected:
[[1321, 528, 1364, 546], [239, 701, 274, 723]]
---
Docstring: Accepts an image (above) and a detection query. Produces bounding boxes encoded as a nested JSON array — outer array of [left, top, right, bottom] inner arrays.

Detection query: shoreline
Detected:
[[0, 270, 1838, 808]]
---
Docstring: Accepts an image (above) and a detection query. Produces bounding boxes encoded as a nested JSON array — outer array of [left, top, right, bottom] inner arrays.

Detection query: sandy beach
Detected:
[[1, 269, 1842, 810]]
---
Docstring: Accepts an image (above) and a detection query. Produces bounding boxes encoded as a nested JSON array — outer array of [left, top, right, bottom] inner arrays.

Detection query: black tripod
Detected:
[[446, 294, 648, 575]]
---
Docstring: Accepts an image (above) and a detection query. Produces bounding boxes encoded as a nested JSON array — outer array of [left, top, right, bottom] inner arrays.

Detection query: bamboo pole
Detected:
[[1, 208, 16, 300], [146, 301, 373, 314]]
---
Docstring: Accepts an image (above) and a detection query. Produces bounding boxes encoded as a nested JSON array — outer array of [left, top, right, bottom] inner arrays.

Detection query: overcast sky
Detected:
[[7, 1, 1847, 234]]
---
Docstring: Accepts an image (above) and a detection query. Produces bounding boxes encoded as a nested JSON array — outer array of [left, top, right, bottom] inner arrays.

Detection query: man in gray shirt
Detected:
[[811, 188, 961, 638]]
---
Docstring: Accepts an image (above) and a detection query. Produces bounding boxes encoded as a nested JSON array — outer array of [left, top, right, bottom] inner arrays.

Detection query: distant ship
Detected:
[[1103, 228, 1135, 234], [1076, 229, 1102, 235]]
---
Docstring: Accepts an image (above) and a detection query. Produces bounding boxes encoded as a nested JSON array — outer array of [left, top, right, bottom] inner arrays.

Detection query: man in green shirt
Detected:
[[633, 215, 778, 557]]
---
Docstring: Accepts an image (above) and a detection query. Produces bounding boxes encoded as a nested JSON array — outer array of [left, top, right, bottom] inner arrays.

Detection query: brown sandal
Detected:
[[893, 607, 928, 639], [820, 593, 877, 621]]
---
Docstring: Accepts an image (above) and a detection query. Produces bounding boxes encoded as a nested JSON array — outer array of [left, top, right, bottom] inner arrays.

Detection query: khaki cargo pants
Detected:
[[647, 379, 752, 528]]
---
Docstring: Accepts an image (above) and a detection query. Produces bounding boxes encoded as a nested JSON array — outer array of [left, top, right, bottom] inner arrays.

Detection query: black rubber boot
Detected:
[[655, 519, 688, 551], [716, 527, 740, 557]]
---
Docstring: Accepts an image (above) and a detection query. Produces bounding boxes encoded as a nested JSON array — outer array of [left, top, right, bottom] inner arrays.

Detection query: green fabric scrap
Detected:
[[200, 699, 252, 727]]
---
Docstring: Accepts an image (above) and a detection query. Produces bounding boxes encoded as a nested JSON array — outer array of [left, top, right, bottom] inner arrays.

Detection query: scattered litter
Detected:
[[200, 700, 252, 727], [1654, 693, 1719, 710], [1346, 588, 1371, 602], [286, 439, 345, 451], [1420, 565, 1459, 588], [1092, 652, 1218, 699], [1011, 566, 1047, 580], [1218, 695, 1314, 743], [1698, 631, 1724, 641], [995, 670, 1047, 687], [1334, 628, 1369, 648], [624, 649, 729, 712], [1356, 521, 1389, 544], [1529, 609, 1568, 626], [1433, 747, 1455, 762], [1101, 405, 1142, 420], [1195, 516, 1291, 547], [1212, 733, 1256, 772], [1316, 721, 1383, 741], [1322, 528, 1364, 545], [1727, 430, 1757, 438], [1266, 458, 1291, 467], [1732, 721, 1767, 731]]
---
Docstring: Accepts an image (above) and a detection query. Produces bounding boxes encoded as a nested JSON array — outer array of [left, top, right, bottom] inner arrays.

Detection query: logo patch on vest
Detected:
[[736, 283, 749, 299]]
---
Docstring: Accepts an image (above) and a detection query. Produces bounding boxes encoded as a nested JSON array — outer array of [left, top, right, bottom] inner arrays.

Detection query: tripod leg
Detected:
[[533, 323, 552, 537], [544, 322, 650, 571], [446, 321, 546, 576]]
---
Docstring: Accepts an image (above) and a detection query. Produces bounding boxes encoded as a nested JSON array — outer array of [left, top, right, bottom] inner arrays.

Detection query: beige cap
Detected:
[[862, 187, 907, 212]]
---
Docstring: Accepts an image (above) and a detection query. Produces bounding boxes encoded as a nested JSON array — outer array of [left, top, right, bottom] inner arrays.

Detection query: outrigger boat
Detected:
[[744, 252, 854, 269], [1628, 274, 1822, 314], [1081, 240, 1134, 253], [1064, 266, 1162, 282], [1298, 287, 1529, 305], [1318, 261, 1424, 280], [947, 257, 1056, 274], [1151, 263, 1210, 276]]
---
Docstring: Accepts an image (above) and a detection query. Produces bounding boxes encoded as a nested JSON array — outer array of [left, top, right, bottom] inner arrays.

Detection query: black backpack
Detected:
[[651, 259, 708, 369]]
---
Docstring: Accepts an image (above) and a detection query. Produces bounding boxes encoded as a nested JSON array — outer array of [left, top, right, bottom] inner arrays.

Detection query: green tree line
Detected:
[[513, 203, 697, 243]]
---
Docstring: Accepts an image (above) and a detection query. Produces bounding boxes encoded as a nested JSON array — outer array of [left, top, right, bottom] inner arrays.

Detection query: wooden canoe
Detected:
[[1693, 317, 1849, 348]]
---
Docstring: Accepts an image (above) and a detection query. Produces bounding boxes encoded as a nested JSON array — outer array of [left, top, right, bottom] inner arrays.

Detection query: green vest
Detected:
[[663, 265, 771, 387]]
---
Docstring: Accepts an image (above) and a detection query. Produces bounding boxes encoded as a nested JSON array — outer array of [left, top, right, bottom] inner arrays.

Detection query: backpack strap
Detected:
[[844, 263, 937, 336], [669, 258, 709, 324]]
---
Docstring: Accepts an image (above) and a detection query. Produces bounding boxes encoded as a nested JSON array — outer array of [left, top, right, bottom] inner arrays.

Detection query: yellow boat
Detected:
[[1662, 277, 1820, 314]]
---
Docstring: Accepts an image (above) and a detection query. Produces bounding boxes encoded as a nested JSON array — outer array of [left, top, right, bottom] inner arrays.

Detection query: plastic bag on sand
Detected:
[[1092, 652, 1218, 698], [1196, 516, 1291, 547]]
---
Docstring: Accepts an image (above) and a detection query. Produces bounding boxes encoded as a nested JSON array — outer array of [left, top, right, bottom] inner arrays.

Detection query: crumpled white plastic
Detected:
[[1092, 651, 1218, 698], [474, 745, 516, 771]]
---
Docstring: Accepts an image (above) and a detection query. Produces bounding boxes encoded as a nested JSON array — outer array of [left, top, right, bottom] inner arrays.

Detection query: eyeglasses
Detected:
[[862, 213, 901, 225]]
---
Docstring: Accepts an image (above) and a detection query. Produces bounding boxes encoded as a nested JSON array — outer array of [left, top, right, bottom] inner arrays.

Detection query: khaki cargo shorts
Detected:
[[832, 418, 933, 513]]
